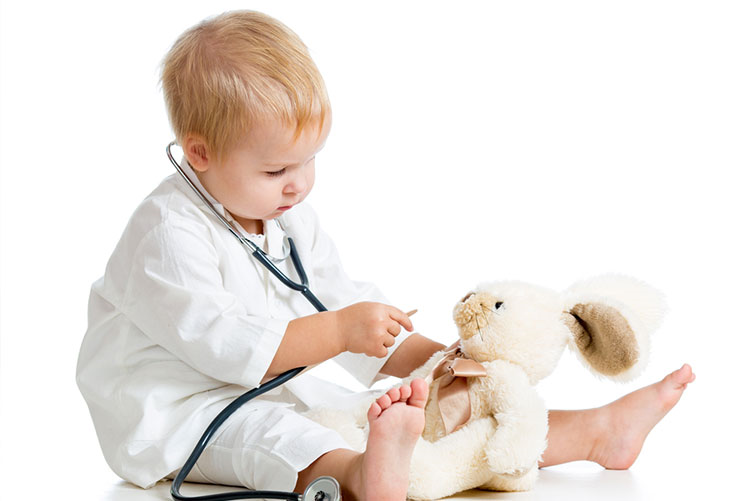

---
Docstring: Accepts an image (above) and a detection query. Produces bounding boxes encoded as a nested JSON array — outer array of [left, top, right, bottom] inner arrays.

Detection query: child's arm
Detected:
[[378, 334, 446, 378], [263, 301, 415, 380]]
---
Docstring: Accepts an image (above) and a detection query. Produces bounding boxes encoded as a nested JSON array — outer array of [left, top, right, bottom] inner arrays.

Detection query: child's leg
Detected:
[[294, 365, 693, 498], [179, 399, 361, 491], [295, 379, 429, 501], [540, 364, 695, 468]]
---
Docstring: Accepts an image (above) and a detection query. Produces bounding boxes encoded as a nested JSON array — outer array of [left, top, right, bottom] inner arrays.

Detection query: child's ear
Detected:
[[563, 303, 641, 378], [182, 135, 211, 172]]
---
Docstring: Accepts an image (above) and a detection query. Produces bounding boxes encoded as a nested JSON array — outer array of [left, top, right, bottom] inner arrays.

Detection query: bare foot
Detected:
[[589, 364, 696, 469], [348, 379, 428, 501]]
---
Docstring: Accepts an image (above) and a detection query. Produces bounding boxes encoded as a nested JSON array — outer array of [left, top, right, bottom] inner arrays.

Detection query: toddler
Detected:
[[76, 10, 694, 501]]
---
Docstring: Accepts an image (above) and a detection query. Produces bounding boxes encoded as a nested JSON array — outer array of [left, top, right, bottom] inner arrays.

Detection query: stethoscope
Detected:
[[166, 141, 340, 501]]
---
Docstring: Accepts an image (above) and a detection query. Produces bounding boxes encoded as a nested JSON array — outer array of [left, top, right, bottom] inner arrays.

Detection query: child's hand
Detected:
[[335, 302, 414, 358]]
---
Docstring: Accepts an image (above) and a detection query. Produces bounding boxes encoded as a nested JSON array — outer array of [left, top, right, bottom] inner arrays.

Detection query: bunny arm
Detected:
[[476, 360, 548, 477]]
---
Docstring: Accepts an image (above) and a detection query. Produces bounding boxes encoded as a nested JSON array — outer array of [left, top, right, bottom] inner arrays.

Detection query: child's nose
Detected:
[[285, 173, 307, 194]]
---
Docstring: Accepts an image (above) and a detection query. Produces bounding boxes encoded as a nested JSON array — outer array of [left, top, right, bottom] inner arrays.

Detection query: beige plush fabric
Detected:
[[565, 303, 639, 376]]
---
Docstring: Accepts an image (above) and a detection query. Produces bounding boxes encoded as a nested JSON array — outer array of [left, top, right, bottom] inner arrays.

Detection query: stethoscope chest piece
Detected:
[[302, 476, 341, 501]]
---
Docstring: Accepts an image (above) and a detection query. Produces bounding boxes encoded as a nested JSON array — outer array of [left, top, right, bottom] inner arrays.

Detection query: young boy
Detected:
[[76, 10, 694, 501]]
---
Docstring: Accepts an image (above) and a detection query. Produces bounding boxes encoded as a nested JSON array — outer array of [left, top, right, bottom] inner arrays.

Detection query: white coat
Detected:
[[76, 160, 411, 489]]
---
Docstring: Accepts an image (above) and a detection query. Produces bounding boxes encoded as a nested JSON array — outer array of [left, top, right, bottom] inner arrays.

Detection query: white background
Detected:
[[0, 1, 748, 500]]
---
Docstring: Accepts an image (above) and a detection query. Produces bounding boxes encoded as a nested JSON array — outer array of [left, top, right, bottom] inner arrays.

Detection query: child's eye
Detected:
[[266, 168, 286, 177]]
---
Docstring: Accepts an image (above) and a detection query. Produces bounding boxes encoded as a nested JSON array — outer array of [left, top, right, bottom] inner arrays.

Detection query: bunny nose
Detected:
[[454, 291, 494, 329], [461, 292, 475, 303]]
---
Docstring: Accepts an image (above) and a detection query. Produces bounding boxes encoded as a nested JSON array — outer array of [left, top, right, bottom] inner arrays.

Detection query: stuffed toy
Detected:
[[305, 274, 666, 500]]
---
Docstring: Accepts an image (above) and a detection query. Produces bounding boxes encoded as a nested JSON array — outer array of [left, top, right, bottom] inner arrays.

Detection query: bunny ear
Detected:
[[562, 274, 666, 381], [563, 303, 641, 379]]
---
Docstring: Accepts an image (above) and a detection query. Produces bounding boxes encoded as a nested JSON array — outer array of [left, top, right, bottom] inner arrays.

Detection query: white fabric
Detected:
[[76, 161, 410, 489], [173, 389, 385, 491]]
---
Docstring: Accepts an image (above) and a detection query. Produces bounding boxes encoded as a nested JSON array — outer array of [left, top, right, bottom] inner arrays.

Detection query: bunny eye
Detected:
[[495, 301, 504, 310]]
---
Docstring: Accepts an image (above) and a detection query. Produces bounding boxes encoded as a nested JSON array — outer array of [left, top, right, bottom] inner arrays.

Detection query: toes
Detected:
[[367, 402, 382, 422], [399, 384, 412, 402], [407, 378, 429, 409], [669, 364, 695, 387], [376, 393, 392, 410], [386, 387, 402, 403], [375, 384, 418, 415]]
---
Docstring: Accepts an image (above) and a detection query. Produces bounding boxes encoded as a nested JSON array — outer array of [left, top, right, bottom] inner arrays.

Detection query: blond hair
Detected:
[[160, 10, 330, 160]]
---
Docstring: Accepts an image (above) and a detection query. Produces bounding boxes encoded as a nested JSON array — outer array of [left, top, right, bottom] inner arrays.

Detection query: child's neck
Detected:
[[234, 215, 264, 235]]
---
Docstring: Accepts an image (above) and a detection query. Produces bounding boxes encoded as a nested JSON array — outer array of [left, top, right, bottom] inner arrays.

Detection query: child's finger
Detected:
[[390, 307, 414, 332], [387, 323, 402, 336]]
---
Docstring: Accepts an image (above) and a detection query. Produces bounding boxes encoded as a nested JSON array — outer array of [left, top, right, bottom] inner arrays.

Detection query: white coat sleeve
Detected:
[[120, 215, 288, 388], [300, 206, 413, 387]]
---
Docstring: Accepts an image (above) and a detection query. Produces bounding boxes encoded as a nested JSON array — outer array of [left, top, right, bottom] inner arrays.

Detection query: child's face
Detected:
[[190, 118, 330, 234]]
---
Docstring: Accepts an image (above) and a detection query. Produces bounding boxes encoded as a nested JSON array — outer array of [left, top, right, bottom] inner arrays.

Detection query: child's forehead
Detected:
[[237, 117, 331, 163]]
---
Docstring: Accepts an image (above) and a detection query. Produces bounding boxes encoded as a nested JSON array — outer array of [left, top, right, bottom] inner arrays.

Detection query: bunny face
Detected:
[[453, 281, 570, 385]]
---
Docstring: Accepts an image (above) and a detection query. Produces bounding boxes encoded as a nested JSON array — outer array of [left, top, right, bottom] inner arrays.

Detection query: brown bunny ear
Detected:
[[563, 303, 640, 378]]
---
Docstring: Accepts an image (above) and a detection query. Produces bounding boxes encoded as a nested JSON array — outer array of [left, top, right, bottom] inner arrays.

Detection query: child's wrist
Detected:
[[327, 310, 347, 355]]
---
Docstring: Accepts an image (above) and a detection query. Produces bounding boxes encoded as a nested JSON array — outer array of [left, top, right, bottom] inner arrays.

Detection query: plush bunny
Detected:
[[305, 274, 666, 500]]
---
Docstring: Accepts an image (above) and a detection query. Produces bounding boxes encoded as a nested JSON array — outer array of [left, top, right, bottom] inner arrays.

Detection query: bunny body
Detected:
[[305, 275, 666, 500]]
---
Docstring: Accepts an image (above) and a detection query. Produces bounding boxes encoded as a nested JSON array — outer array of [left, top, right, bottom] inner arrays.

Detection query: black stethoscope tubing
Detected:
[[166, 142, 328, 501]]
